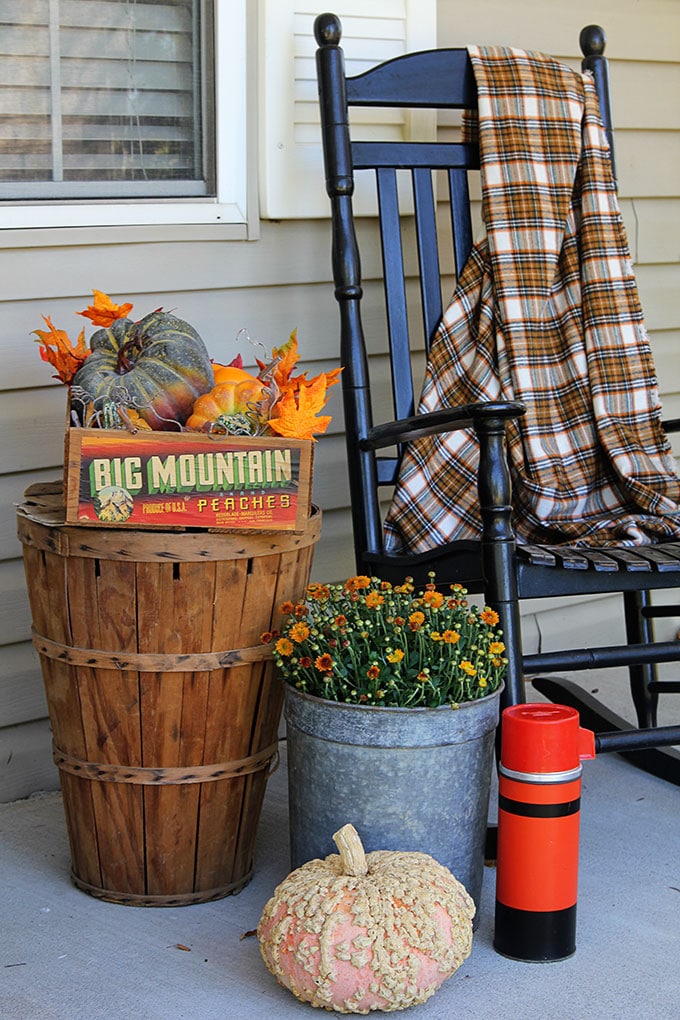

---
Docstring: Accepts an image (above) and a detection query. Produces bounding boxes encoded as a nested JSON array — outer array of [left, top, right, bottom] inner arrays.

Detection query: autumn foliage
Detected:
[[34, 289, 133, 384], [33, 316, 91, 385], [78, 289, 134, 327], [34, 291, 340, 440], [264, 330, 341, 440]]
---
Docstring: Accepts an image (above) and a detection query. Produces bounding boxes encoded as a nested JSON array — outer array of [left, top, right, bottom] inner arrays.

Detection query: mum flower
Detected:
[[275, 637, 294, 657], [481, 608, 500, 626], [345, 575, 371, 592], [289, 622, 310, 643], [408, 611, 425, 631]]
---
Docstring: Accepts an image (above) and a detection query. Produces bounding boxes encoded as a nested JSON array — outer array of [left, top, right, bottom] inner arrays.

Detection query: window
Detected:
[[0, 0, 248, 229]]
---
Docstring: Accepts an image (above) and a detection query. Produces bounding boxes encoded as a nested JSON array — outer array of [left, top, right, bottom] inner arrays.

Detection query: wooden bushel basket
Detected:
[[17, 482, 320, 906]]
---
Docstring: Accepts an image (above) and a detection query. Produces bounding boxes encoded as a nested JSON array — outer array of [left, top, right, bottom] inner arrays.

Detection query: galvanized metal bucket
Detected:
[[284, 683, 503, 914]]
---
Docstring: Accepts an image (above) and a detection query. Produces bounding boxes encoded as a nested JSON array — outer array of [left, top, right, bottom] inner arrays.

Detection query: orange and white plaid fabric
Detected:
[[384, 45, 680, 552]]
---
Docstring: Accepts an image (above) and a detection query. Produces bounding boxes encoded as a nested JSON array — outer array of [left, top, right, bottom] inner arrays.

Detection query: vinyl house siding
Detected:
[[1, 0, 678, 801]]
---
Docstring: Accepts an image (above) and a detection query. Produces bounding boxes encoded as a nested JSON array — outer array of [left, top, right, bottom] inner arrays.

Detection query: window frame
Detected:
[[0, 0, 249, 232]]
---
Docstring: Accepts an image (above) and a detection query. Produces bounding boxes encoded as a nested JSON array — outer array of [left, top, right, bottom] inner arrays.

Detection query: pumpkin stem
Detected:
[[333, 824, 368, 877], [116, 337, 142, 375]]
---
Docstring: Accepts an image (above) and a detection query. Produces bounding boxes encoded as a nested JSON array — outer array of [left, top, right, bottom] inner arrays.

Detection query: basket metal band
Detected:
[[70, 870, 254, 906], [33, 630, 273, 671], [53, 742, 280, 785]]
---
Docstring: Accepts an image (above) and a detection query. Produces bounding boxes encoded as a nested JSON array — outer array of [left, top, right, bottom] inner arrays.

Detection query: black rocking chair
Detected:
[[313, 13, 680, 783]]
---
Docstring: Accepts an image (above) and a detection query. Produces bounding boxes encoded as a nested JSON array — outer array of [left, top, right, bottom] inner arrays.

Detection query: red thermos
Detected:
[[494, 704, 596, 961]]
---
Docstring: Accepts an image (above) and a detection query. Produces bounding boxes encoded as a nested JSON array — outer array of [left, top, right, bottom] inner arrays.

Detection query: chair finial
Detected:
[[580, 24, 606, 58], [314, 13, 342, 47]]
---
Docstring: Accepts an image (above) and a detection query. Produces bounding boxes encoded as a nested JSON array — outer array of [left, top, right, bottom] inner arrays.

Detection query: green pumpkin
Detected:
[[71, 311, 215, 430]]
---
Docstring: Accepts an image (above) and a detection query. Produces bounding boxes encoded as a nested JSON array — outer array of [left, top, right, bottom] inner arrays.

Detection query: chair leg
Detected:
[[474, 415, 526, 711], [623, 590, 659, 728], [497, 596, 525, 710]]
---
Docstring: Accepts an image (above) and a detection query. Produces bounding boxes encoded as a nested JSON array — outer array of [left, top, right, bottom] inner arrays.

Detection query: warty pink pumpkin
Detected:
[[257, 823, 475, 1014]]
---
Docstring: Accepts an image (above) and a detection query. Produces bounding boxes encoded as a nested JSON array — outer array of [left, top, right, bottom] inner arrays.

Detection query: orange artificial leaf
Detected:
[[77, 289, 134, 327], [118, 406, 153, 432], [271, 329, 300, 391], [283, 368, 342, 403], [267, 373, 332, 441], [323, 366, 343, 389], [256, 335, 296, 403], [255, 331, 342, 399], [33, 316, 91, 384], [213, 353, 243, 371]]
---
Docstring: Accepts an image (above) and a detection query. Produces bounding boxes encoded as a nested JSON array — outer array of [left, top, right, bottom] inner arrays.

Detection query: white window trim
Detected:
[[0, 0, 249, 231], [258, 0, 437, 220]]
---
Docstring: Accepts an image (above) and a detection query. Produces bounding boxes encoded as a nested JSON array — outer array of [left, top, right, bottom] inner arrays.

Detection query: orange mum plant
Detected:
[[266, 574, 507, 708]]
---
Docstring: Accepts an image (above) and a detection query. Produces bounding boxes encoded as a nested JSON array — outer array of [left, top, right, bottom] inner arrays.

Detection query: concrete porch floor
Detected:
[[2, 682, 679, 1020]]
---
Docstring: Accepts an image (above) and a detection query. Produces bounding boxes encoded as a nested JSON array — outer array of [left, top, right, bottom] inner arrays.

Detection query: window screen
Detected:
[[0, 0, 214, 199]]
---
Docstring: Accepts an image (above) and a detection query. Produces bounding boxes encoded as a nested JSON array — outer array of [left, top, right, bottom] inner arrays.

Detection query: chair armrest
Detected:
[[662, 418, 680, 434], [359, 401, 525, 451]]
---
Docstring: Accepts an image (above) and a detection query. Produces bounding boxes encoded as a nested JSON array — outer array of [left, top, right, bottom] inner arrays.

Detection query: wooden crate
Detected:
[[64, 425, 314, 532]]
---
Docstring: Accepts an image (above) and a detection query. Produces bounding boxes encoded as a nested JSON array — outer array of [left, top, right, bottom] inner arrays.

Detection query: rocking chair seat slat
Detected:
[[545, 547, 591, 570], [627, 546, 680, 571], [594, 547, 654, 571], [516, 544, 558, 567]]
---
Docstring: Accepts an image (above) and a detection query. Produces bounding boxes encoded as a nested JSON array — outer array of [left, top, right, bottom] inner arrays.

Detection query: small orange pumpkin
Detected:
[[211, 361, 252, 385], [257, 824, 474, 1014], [186, 366, 265, 431]]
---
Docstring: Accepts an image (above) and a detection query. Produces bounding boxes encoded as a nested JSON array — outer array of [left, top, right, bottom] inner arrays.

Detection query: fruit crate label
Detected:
[[65, 429, 313, 531]]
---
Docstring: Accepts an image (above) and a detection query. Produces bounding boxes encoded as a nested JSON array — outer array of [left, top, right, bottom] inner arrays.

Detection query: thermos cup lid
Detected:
[[501, 703, 596, 775]]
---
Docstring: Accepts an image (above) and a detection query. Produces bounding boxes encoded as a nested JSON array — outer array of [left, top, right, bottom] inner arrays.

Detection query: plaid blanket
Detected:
[[384, 45, 680, 552]]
